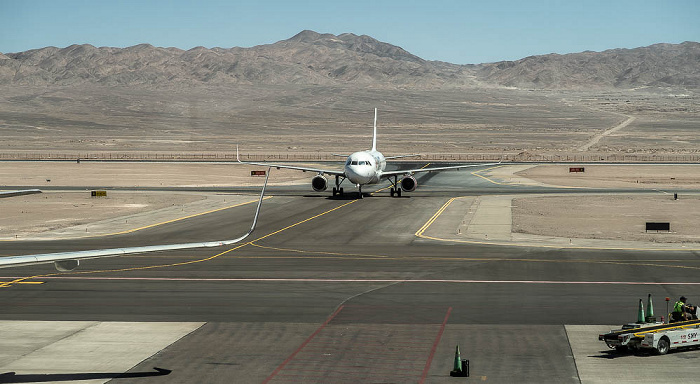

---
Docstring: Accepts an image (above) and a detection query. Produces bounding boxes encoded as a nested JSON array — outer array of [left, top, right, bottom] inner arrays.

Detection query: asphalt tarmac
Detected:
[[2, 165, 700, 383]]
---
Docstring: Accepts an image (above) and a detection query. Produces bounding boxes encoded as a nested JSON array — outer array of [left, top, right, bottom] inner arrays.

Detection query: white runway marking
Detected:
[[9, 276, 700, 285]]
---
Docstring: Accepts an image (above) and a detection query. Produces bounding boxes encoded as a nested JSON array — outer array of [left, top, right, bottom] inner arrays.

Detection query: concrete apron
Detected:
[[0, 321, 203, 384], [566, 325, 700, 384]]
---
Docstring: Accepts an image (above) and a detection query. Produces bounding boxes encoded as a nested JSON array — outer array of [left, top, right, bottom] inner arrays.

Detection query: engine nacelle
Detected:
[[311, 175, 328, 192], [400, 175, 417, 192], [55, 259, 79, 271]]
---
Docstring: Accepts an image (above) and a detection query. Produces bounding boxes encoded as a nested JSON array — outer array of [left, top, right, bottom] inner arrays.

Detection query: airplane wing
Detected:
[[0, 168, 271, 270], [237, 147, 345, 176], [380, 162, 501, 177], [384, 154, 421, 160]]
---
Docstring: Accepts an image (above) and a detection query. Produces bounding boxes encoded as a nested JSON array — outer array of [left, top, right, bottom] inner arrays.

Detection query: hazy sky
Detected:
[[1, 0, 698, 64]]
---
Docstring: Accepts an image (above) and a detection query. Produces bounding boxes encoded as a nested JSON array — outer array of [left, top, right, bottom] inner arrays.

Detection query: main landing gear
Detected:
[[389, 175, 402, 198], [332, 175, 345, 197]]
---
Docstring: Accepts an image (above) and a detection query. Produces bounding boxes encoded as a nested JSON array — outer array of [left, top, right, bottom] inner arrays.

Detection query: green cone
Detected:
[[452, 345, 462, 372], [637, 299, 645, 323], [646, 294, 654, 318]]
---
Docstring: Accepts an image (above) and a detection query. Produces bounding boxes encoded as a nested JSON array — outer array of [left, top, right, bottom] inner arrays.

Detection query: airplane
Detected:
[[237, 108, 499, 198], [0, 170, 270, 271]]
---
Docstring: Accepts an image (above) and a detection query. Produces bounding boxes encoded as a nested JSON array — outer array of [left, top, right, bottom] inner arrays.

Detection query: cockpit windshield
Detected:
[[347, 160, 371, 166]]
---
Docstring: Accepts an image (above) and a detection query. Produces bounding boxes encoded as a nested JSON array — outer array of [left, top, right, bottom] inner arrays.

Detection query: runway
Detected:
[[2, 166, 700, 383]]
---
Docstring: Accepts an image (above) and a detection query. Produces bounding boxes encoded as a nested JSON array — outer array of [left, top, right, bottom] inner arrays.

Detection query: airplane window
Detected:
[[351, 161, 358, 165]]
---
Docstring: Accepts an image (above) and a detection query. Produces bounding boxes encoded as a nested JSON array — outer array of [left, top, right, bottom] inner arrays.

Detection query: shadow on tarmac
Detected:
[[0, 367, 171, 383], [589, 350, 658, 359]]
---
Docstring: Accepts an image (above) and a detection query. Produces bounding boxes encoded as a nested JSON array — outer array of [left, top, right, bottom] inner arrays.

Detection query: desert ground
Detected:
[[509, 164, 700, 244], [1, 85, 697, 162], [512, 194, 700, 243]]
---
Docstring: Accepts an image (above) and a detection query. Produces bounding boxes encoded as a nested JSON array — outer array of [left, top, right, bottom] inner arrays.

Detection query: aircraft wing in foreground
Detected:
[[0, 169, 271, 271]]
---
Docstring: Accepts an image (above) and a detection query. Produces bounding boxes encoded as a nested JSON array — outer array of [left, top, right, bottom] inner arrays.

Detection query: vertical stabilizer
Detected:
[[371, 108, 378, 151]]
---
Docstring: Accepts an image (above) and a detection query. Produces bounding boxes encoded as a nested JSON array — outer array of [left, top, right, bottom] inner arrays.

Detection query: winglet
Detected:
[[371, 108, 378, 152], [245, 167, 270, 239]]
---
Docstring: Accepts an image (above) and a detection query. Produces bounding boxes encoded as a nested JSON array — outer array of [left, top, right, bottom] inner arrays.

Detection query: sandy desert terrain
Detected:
[[512, 194, 700, 243]]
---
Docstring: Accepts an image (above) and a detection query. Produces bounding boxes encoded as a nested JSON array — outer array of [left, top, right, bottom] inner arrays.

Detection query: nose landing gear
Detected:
[[389, 175, 402, 197], [332, 175, 345, 197]]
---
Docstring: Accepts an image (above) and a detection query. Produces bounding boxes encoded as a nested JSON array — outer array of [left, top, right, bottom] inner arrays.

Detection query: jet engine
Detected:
[[400, 175, 417, 192], [311, 175, 328, 192], [54, 259, 79, 271]]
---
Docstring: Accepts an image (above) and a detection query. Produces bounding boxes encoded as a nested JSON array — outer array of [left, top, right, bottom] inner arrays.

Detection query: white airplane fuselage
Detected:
[[344, 149, 386, 185]]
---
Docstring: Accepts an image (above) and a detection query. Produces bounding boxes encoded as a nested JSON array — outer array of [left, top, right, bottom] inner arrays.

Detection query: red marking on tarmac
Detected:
[[12, 276, 700, 285], [419, 307, 452, 384], [262, 305, 449, 383], [262, 305, 344, 384]]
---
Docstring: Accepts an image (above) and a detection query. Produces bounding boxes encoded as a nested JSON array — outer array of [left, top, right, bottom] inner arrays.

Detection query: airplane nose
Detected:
[[347, 166, 370, 184]]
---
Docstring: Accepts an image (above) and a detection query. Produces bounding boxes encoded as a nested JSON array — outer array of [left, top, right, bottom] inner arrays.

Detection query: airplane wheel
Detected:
[[397, 188, 402, 197], [332, 187, 337, 196], [339, 188, 344, 196], [390, 188, 395, 197]]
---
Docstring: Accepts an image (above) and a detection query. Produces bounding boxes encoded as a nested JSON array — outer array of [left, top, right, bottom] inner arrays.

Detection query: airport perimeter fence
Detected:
[[1, 152, 699, 163]]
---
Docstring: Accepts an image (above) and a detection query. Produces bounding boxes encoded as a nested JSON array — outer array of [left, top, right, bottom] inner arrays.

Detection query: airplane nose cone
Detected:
[[347, 166, 371, 184]]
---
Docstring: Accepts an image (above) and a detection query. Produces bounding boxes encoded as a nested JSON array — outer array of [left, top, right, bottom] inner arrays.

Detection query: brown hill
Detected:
[[0, 30, 472, 87], [0, 31, 697, 90], [479, 42, 700, 90]]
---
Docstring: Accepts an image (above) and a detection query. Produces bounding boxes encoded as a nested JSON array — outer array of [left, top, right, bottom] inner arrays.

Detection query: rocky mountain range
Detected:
[[1, 30, 698, 90]]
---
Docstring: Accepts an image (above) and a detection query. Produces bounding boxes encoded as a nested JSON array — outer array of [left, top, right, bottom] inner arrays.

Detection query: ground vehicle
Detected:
[[599, 295, 700, 354], [600, 319, 700, 354]]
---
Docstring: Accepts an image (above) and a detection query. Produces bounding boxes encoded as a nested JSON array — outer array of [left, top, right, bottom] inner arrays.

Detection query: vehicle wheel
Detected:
[[656, 337, 670, 355]]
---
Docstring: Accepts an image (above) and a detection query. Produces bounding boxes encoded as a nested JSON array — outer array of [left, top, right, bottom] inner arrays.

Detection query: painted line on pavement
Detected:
[[8, 276, 700, 285], [420, 307, 452, 384], [262, 305, 345, 384]]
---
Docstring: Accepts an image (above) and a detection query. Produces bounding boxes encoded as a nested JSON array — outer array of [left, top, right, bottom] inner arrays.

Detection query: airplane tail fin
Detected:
[[371, 108, 378, 152]]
